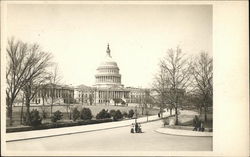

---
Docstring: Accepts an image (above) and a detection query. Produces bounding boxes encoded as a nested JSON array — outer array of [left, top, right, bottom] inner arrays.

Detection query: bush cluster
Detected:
[[7, 118, 113, 133], [80, 108, 93, 120], [41, 109, 47, 119], [96, 109, 124, 121], [122, 111, 128, 118], [192, 115, 201, 128], [23, 109, 42, 126], [121, 100, 126, 105], [128, 109, 134, 118], [72, 107, 80, 121], [112, 110, 123, 121], [96, 109, 111, 119], [109, 109, 116, 118], [19, 107, 135, 129], [51, 110, 63, 123], [109, 110, 123, 121], [162, 117, 170, 126]]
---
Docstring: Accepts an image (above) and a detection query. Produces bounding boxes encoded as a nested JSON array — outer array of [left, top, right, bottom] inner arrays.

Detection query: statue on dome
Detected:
[[106, 43, 111, 56]]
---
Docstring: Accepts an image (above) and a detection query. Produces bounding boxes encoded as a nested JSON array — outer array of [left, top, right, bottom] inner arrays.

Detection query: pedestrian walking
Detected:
[[135, 122, 138, 133]]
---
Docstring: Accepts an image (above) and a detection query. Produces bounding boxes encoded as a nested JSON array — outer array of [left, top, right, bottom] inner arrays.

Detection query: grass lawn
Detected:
[[163, 109, 213, 129], [178, 113, 213, 128]]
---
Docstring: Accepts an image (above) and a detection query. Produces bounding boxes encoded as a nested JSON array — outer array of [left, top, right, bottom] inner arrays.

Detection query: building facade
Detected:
[[126, 87, 146, 104], [33, 84, 74, 105], [14, 83, 74, 106], [74, 85, 95, 105]]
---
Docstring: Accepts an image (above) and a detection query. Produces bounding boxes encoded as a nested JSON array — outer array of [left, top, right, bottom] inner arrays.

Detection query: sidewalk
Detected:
[[6, 111, 170, 142], [155, 127, 213, 137]]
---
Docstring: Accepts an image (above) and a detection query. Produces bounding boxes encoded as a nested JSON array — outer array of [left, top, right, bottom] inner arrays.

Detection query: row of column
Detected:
[[99, 69, 118, 74], [37, 88, 74, 98], [98, 90, 125, 100], [96, 76, 121, 83]]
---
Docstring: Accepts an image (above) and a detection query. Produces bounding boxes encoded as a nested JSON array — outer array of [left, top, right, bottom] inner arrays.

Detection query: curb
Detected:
[[6, 124, 131, 142], [155, 128, 213, 137]]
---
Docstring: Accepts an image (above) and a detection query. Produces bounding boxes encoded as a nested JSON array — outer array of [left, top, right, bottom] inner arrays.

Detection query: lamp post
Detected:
[[67, 89, 70, 119], [146, 109, 149, 122], [135, 105, 138, 123], [68, 84, 73, 120]]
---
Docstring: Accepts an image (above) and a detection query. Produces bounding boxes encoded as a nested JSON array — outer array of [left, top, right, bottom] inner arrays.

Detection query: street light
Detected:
[[68, 84, 73, 120], [146, 109, 149, 122], [67, 89, 70, 119], [135, 105, 138, 123]]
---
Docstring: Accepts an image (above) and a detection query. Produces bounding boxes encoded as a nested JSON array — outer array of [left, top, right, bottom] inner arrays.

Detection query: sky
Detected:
[[6, 4, 212, 88]]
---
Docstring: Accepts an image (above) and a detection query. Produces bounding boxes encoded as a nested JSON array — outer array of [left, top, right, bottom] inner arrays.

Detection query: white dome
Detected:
[[97, 53, 119, 69]]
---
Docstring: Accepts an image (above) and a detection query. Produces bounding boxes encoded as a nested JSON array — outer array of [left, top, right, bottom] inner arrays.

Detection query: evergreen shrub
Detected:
[[51, 110, 63, 123], [80, 108, 93, 120]]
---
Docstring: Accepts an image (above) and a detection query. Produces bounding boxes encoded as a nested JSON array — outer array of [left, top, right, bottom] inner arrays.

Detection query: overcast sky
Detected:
[[7, 4, 212, 88]]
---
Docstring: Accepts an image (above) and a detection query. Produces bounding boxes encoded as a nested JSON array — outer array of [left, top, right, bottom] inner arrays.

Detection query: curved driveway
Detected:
[[7, 120, 212, 152]]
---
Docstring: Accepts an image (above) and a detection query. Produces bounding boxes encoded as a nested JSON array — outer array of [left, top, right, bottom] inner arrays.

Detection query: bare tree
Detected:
[[22, 44, 52, 125], [191, 52, 213, 123], [152, 66, 169, 117], [6, 38, 53, 126], [141, 89, 154, 115], [160, 47, 192, 125], [89, 89, 94, 105], [6, 38, 28, 126], [40, 84, 48, 117]]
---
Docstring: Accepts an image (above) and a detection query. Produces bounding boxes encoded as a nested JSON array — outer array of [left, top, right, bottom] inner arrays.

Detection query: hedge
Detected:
[[6, 118, 113, 133]]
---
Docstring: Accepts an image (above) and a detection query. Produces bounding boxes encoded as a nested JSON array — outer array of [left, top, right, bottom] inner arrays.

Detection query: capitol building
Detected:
[[20, 44, 147, 106]]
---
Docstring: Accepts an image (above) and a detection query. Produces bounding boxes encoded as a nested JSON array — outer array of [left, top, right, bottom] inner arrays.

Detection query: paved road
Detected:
[[7, 120, 212, 152]]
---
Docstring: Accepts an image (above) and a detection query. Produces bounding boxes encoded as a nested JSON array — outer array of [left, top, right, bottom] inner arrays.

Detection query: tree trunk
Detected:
[[69, 103, 72, 120], [204, 105, 208, 123], [175, 107, 178, 125], [20, 95, 24, 125], [51, 87, 55, 117], [7, 105, 13, 126], [42, 96, 45, 110], [25, 99, 31, 125], [42, 96, 45, 106], [160, 107, 163, 118], [170, 108, 172, 116], [9, 106, 13, 126], [67, 105, 70, 119], [50, 104, 53, 117], [50, 98, 53, 117], [199, 105, 202, 118], [7, 98, 13, 126]]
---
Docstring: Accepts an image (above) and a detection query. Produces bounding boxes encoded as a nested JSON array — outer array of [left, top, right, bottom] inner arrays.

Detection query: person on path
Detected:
[[135, 122, 138, 133]]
